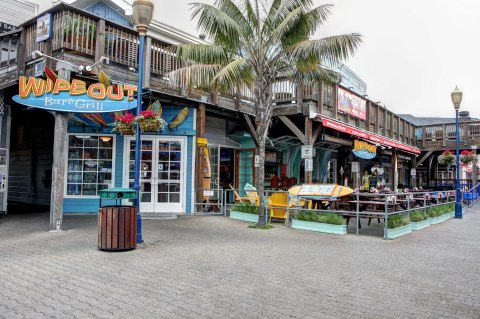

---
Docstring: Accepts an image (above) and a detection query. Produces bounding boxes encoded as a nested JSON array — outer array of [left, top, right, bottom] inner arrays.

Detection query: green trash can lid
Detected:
[[99, 188, 137, 199]]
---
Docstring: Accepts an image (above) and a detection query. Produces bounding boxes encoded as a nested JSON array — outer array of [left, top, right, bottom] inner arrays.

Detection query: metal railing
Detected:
[[464, 183, 480, 208], [217, 187, 458, 239]]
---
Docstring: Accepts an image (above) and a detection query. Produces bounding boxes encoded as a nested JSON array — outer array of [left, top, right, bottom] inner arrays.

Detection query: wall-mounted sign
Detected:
[[301, 145, 315, 158], [254, 155, 260, 167], [353, 140, 377, 159], [13, 76, 137, 113], [320, 118, 422, 154], [338, 87, 366, 120], [36, 13, 52, 42], [34, 61, 45, 77], [0, 22, 17, 33], [351, 161, 359, 173], [265, 150, 278, 163], [197, 137, 208, 146]]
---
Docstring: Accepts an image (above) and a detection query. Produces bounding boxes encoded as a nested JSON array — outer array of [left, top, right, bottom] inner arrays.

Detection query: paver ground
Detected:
[[1, 205, 480, 319]]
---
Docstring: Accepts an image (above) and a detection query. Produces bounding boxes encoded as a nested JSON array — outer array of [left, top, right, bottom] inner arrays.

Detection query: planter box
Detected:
[[291, 219, 347, 235], [229, 211, 258, 223], [429, 212, 452, 225], [410, 219, 430, 231], [386, 224, 412, 239]]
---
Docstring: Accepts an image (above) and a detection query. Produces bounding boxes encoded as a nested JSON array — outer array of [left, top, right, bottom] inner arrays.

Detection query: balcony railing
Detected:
[[14, 4, 420, 147], [416, 121, 480, 150]]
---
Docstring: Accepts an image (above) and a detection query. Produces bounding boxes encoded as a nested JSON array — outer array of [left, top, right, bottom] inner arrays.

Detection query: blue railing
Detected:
[[464, 183, 480, 208]]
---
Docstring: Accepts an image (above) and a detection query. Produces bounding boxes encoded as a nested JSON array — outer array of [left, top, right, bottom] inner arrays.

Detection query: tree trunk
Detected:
[[256, 134, 267, 227]]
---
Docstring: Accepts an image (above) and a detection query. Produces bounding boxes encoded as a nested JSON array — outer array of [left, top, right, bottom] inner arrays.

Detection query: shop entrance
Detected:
[[124, 136, 186, 213]]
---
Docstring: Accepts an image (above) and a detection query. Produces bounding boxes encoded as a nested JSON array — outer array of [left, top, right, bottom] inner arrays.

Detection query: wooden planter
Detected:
[[291, 219, 347, 235], [229, 211, 259, 223], [386, 224, 412, 239], [410, 219, 430, 231]]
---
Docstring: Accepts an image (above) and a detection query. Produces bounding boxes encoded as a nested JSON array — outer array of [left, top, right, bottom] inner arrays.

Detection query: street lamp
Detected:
[[132, 0, 154, 243], [451, 86, 463, 218]]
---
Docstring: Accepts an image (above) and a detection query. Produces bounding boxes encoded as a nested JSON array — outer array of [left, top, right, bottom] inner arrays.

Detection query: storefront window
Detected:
[[66, 135, 114, 196]]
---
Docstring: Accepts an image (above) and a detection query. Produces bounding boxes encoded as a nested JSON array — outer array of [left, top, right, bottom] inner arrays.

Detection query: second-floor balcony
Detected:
[[3, 3, 426, 150]]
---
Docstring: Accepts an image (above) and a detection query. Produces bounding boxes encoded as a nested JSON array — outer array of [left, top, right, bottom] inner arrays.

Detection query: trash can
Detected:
[[98, 188, 137, 251]]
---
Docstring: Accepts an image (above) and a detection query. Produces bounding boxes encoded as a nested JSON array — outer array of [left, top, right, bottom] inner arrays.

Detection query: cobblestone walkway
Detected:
[[1, 206, 480, 318]]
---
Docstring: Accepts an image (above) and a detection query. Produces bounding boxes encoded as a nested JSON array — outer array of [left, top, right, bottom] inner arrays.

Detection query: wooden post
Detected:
[[94, 20, 106, 74], [317, 82, 323, 113], [17, 30, 26, 77], [305, 117, 313, 183], [332, 83, 338, 119], [49, 69, 71, 231], [392, 149, 398, 192], [195, 104, 206, 212]]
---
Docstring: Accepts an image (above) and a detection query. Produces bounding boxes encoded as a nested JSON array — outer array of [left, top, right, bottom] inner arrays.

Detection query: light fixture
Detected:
[[100, 136, 112, 142], [132, 0, 154, 245], [85, 56, 110, 72], [31, 50, 83, 72], [129, 67, 136, 72], [451, 85, 463, 218]]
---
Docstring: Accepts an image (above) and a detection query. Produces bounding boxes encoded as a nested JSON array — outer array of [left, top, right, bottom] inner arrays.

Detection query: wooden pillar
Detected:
[[195, 104, 206, 212], [392, 149, 398, 192], [17, 30, 26, 77], [49, 70, 71, 231], [305, 117, 313, 183], [94, 19, 106, 74], [317, 82, 323, 113], [332, 83, 338, 119]]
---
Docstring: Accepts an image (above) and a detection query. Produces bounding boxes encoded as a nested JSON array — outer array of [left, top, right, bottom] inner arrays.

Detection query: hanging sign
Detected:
[[12, 76, 137, 113], [305, 158, 313, 172], [411, 168, 416, 177], [352, 140, 377, 159], [301, 145, 315, 158], [36, 13, 52, 42]]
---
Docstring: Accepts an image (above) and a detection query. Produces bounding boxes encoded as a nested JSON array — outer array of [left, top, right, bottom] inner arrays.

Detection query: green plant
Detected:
[[64, 17, 97, 37], [426, 207, 442, 217], [231, 202, 259, 215], [387, 214, 410, 229], [248, 224, 273, 230], [294, 211, 345, 225], [410, 210, 428, 222]]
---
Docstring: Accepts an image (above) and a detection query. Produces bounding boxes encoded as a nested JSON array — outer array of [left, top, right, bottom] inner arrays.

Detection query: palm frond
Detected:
[[172, 44, 229, 65], [167, 64, 222, 88], [212, 58, 254, 92], [288, 34, 363, 64]]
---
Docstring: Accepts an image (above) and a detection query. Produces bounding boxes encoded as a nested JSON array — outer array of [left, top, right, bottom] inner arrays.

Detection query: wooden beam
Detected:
[[415, 151, 433, 168], [278, 116, 306, 144], [195, 104, 206, 212], [312, 124, 322, 144], [243, 114, 259, 148]]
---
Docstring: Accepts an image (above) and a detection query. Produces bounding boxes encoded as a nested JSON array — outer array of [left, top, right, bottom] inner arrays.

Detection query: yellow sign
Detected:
[[197, 137, 208, 146]]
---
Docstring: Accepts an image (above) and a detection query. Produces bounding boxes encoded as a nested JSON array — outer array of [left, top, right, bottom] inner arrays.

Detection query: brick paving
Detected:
[[1, 206, 480, 319]]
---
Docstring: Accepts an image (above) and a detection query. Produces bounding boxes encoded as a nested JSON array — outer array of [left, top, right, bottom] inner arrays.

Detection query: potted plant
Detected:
[[229, 202, 259, 223], [110, 113, 135, 136], [386, 213, 411, 239], [438, 150, 455, 166], [460, 150, 477, 164], [63, 16, 97, 48], [134, 110, 166, 133], [291, 211, 347, 235], [409, 209, 430, 231]]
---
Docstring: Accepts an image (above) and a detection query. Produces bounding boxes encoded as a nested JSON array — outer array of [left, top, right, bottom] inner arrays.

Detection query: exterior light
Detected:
[[451, 86, 463, 110], [132, 0, 155, 244], [452, 86, 463, 218], [132, 0, 154, 35]]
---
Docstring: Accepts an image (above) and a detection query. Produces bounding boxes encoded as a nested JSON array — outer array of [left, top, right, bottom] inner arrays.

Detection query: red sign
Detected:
[[321, 118, 422, 154]]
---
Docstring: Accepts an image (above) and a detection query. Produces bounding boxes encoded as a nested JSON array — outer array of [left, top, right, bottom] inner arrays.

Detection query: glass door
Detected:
[[125, 137, 185, 213]]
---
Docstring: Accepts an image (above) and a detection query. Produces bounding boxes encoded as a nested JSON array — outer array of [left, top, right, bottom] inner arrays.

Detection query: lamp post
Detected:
[[132, 0, 154, 243], [451, 86, 463, 218]]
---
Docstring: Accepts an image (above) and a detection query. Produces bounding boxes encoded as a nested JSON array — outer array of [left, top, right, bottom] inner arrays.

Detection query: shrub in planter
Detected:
[[386, 213, 411, 239], [387, 214, 410, 229], [292, 211, 346, 235], [410, 209, 430, 231], [230, 202, 259, 223]]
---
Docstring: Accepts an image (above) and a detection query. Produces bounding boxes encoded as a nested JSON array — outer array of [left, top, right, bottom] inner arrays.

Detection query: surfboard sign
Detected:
[[12, 76, 137, 113]]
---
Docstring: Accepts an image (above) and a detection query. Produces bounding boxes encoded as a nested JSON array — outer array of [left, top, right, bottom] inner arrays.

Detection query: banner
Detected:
[[338, 87, 366, 120]]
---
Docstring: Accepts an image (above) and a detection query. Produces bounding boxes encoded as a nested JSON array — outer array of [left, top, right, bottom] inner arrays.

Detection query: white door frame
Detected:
[[123, 135, 187, 213]]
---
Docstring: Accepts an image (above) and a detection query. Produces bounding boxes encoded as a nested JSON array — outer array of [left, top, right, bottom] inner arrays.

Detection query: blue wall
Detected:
[[64, 105, 196, 214]]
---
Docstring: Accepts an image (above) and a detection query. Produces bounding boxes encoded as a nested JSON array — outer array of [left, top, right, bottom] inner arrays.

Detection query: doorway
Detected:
[[124, 136, 186, 213]]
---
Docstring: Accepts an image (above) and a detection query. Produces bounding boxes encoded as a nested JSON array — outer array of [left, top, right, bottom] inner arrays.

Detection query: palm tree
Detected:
[[169, 0, 362, 226]]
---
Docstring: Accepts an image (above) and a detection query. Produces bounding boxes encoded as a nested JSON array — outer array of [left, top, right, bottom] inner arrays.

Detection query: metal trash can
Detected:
[[98, 188, 137, 251]]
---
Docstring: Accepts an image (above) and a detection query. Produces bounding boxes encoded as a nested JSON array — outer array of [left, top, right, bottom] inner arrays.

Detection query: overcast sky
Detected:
[[156, 0, 480, 119]]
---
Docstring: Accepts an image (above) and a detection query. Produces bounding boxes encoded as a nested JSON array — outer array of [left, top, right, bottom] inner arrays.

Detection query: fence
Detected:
[[216, 187, 460, 239]]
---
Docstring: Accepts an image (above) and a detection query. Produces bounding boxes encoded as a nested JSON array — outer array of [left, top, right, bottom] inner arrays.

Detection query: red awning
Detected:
[[317, 116, 422, 155]]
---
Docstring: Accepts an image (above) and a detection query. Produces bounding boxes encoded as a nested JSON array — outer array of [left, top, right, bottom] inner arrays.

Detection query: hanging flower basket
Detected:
[[109, 113, 135, 136], [117, 123, 135, 136], [460, 150, 477, 164], [438, 150, 455, 166], [134, 110, 166, 133]]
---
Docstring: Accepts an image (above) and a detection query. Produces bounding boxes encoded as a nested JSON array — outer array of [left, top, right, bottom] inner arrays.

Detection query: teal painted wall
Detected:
[[64, 105, 195, 214]]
